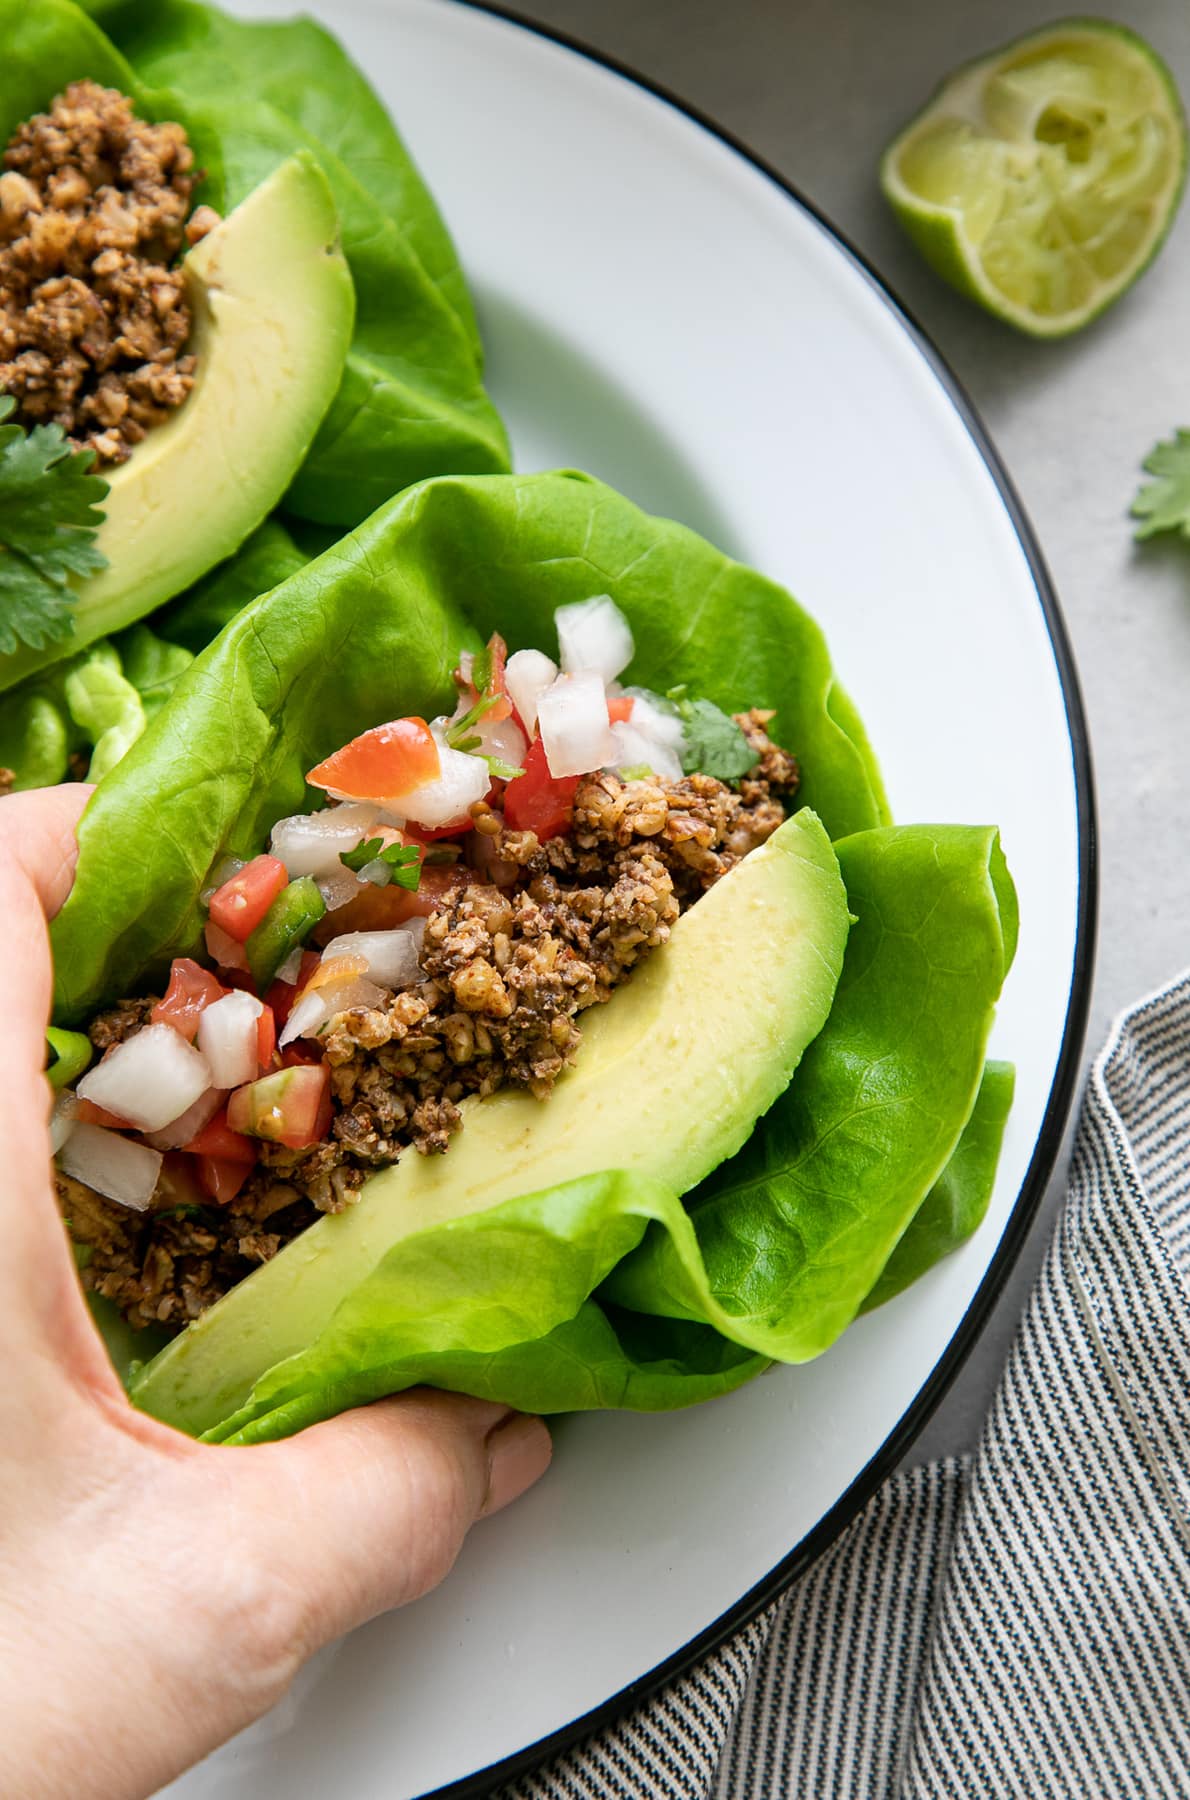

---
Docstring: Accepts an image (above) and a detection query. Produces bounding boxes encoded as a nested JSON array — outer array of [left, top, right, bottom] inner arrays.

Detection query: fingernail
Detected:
[[482, 1413, 552, 1515]]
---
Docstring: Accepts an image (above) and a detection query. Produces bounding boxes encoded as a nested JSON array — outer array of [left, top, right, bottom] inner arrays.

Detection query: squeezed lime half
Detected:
[[881, 19, 1187, 336]]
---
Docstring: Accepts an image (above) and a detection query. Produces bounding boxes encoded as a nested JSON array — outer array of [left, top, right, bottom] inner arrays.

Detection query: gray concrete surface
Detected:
[[509, 0, 1190, 1462]]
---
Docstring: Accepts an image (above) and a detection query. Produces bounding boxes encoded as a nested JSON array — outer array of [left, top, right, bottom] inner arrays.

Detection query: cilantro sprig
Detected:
[[665, 686, 755, 782], [445, 652, 525, 781], [340, 837, 422, 890], [1133, 430, 1190, 540], [0, 395, 109, 656]]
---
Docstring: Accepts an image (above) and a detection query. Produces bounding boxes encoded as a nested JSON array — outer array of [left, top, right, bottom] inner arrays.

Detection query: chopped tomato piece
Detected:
[[404, 818, 469, 843], [607, 694, 634, 724], [310, 865, 470, 942], [75, 1098, 132, 1130], [306, 717, 440, 804], [197, 1156, 251, 1205], [503, 735, 579, 840], [265, 950, 320, 1026], [208, 855, 289, 943], [228, 1065, 332, 1150], [480, 632, 512, 721], [151, 958, 226, 1041], [280, 1041, 321, 1068], [256, 1005, 277, 1073], [183, 1107, 258, 1164], [157, 1152, 206, 1210]]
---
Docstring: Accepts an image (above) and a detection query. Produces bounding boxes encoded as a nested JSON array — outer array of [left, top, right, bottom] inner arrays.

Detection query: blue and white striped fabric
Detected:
[[508, 975, 1190, 1799]]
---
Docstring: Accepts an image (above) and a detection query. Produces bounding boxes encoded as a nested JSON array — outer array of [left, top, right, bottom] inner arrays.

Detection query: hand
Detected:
[[0, 787, 551, 1800]]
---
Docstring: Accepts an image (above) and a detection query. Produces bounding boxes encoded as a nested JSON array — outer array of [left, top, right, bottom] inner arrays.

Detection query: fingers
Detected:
[[224, 1391, 551, 1671], [0, 785, 92, 916], [0, 786, 109, 1374]]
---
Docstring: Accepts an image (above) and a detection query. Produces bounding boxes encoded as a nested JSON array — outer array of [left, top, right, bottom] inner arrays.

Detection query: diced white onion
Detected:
[[269, 803, 379, 879], [537, 671, 617, 778], [320, 929, 423, 991], [49, 1091, 79, 1155], [471, 711, 527, 773], [317, 868, 364, 912], [77, 1024, 212, 1133], [505, 648, 558, 734], [144, 1085, 226, 1152], [274, 946, 304, 986], [556, 595, 634, 684], [197, 991, 263, 1089], [609, 719, 684, 782], [624, 689, 689, 757], [58, 1123, 162, 1213], [278, 975, 387, 1048], [396, 734, 490, 829]]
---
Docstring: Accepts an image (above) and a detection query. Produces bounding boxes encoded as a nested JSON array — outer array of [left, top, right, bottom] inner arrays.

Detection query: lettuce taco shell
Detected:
[[49, 471, 1015, 1440]]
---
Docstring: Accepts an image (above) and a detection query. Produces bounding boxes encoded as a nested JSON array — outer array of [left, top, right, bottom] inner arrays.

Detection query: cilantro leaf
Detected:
[[340, 837, 421, 891], [0, 395, 109, 655], [470, 640, 493, 694], [662, 686, 755, 782], [1133, 429, 1190, 540], [445, 692, 499, 749]]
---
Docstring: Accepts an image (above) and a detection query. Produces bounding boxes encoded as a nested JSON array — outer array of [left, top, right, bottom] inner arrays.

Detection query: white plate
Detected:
[[164, 3, 1093, 1794]]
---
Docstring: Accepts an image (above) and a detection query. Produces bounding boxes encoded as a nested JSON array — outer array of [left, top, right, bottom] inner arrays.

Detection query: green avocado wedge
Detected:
[[131, 809, 851, 1436], [0, 152, 354, 693]]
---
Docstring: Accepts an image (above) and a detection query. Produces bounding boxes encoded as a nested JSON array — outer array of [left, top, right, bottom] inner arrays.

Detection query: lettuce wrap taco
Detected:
[[45, 471, 1017, 1444]]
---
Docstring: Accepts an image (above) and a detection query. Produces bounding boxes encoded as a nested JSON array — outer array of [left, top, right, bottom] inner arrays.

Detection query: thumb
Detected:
[[224, 1391, 551, 1661]]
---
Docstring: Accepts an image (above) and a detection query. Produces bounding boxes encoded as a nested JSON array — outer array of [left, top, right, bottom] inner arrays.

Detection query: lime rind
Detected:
[[881, 18, 1188, 337]]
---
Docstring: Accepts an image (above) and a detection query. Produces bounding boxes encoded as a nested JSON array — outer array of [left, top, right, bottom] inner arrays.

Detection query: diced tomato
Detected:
[[481, 633, 512, 721], [280, 1041, 321, 1068], [265, 949, 321, 1026], [157, 1152, 206, 1210], [310, 865, 470, 942], [503, 735, 579, 840], [183, 1106, 258, 1164], [607, 694, 634, 724], [306, 717, 441, 804], [75, 1098, 133, 1130], [197, 1156, 251, 1205], [404, 819, 468, 844], [208, 855, 289, 943], [150, 958, 226, 1041], [228, 1064, 332, 1150], [256, 1005, 277, 1073]]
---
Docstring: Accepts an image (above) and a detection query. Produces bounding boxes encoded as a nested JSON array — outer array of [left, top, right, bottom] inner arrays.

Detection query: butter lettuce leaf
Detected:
[[81, 0, 509, 523]]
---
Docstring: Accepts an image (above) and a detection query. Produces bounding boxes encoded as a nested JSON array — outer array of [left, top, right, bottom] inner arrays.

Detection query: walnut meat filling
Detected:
[[65, 713, 800, 1329], [0, 81, 218, 465]]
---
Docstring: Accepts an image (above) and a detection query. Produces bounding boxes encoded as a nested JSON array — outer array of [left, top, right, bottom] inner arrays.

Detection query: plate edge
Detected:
[[409, 2, 1100, 1791]]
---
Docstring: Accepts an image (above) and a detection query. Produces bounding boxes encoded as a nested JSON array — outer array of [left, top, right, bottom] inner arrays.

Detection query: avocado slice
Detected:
[[131, 807, 851, 1436], [0, 151, 353, 693]]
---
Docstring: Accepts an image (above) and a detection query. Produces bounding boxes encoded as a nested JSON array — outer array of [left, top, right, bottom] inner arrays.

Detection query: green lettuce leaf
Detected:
[[862, 1060, 1015, 1311], [76, 0, 510, 523], [150, 518, 311, 654]]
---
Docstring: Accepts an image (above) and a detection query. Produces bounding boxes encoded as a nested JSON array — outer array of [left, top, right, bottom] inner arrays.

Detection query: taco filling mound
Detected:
[[0, 79, 217, 465], [53, 598, 802, 1329]]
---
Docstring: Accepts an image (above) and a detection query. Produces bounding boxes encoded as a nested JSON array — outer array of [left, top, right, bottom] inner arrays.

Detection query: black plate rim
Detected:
[[419, 3, 1099, 1792]]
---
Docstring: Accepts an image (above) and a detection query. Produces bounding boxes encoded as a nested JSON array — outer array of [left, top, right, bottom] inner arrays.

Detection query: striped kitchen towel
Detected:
[[506, 972, 1190, 1799]]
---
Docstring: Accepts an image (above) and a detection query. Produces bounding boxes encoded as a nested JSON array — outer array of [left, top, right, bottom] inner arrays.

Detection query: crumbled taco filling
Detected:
[[0, 80, 218, 465], [53, 601, 800, 1329]]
